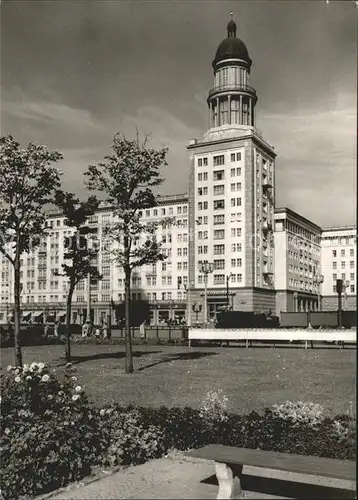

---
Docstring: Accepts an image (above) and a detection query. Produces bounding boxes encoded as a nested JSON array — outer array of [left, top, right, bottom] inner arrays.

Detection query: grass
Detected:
[[1, 344, 356, 416]]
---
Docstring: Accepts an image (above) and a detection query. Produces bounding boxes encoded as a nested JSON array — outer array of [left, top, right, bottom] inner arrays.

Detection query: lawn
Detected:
[[1, 344, 356, 416]]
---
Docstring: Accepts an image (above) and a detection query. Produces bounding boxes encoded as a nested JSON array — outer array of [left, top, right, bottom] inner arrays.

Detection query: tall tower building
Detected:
[[188, 16, 276, 319]]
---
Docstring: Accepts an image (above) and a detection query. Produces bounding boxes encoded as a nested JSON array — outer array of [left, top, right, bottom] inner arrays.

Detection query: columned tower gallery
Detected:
[[188, 16, 276, 318]]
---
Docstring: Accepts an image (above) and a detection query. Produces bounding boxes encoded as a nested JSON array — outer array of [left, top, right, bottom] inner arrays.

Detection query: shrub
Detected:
[[0, 362, 103, 500], [199, 389, 229, 425], [95, 405, 165, 467], [271, 401, 324, 429]]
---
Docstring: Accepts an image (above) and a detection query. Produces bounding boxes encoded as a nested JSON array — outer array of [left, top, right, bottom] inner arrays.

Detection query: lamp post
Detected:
[[344, 280, 350, 310], [313, 274, 324, 311], [200, 261, 213, 324], [184, 281, 195, 327], [226, 273, 233, 311]]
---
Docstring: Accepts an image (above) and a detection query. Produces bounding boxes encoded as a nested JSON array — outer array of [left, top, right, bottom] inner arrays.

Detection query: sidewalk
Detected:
[[44, 451, 355, 500]]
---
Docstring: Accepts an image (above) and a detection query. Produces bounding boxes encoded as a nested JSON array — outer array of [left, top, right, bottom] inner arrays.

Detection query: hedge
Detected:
[[0, 364, 355, 500]]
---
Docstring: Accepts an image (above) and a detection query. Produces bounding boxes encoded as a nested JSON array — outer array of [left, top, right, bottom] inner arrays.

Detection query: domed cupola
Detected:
[[206, 13, 257, 130], [213, 18, 252, 71]]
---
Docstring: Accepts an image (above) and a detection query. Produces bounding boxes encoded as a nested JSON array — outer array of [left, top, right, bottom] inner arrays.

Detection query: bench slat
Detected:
[[187, 445, 356, 482]]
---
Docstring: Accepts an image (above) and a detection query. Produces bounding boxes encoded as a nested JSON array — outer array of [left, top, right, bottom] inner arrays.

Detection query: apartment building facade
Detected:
[[0, 194, 190, 325], [320, 226, 357, 311], [274, 208, 322, 315]]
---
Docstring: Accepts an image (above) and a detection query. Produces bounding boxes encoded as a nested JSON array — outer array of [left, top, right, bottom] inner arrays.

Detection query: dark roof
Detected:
[[213, 20, 251, 68]]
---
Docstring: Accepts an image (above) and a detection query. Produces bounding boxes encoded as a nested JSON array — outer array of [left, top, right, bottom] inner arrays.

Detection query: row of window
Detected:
[[332, 261, 355, 269], [198, 168, 242, 182], [332, 249, 354, 258], [332, 273, 355, 283], [198, 183, 242, 196], [322, 236, 355, 245], [197, 213, 242, 225], [333, 285, 355, 293], [198, 198, 242, 211], [197, 152, 242, 168]]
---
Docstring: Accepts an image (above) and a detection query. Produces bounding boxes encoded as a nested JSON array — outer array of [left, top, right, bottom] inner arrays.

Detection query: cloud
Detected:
[[258, 93, 356, 226], [2, 96, 105, 133]]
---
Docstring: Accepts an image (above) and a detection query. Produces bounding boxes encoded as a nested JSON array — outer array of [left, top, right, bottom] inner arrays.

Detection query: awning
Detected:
[[22, 312, 32, 321], [46, 315, 56, 322], [34, 312, 44, 322], [59, 313, 66, 322]]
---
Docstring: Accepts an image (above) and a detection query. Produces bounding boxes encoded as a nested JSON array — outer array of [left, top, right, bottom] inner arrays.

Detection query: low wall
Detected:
[[189, 328, 356, 343]]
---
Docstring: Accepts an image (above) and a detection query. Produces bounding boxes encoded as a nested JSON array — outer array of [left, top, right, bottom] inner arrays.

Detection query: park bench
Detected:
[[187, 444, 356, 499]]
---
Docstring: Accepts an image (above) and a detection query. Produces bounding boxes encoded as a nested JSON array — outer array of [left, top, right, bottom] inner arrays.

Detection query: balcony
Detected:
[[208, 84, 257, 100]]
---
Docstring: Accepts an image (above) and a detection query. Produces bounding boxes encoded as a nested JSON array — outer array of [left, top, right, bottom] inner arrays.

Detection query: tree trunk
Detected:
[[13, 247, 22, 368], [65, 286, 74, 362], [124, 265, 133, 373]]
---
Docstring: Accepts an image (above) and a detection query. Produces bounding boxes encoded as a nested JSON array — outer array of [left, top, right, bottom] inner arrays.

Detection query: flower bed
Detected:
[[0, 364, 355, 500]]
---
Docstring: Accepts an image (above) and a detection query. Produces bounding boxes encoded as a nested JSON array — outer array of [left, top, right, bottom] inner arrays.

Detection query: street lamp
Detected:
[[184, 281, 195, 327], [343, 280, 350, 310], [200, 260, 213, 324], [313, 274, 324, 311], [226, 273, 233, 311]]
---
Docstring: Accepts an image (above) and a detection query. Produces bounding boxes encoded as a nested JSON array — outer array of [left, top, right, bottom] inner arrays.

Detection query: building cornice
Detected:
[[187, 132, 276, 158], [274, 207, 322, 234]]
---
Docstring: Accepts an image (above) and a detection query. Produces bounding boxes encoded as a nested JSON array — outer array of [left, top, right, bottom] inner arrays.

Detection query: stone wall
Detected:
[[322, 295, 357, 311]]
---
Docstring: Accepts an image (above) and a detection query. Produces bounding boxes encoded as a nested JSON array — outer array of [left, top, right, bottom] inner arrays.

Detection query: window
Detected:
[[333, 285, 337, 293], [214, 229, 225, 240], [333, 273, 337, 280], [350, 273, 355, 281], [198, 173, 202, 181], [198, 187, 208, 195], [213, 259, 225, 270], [350, 285, 355, 293], [214, 244, 225, 255], [230, 152, 241, 162], [213, 214, 225, 225], [102, 280, 110, 290], [203, 172, 208, 181], [213, 200, 225, 210], [214, 274, 225, 285], [177, 206, 182, 214], [350, 261, 354, 268], [237, 274, 242, 283], [341, 261, 346, 269], [213, 155, 225, 166], [213, 170, 224, 181], [213, 185, 225, 196], [198, 158, 202, 167], [350, 249, 354, 257], [342, 273, 346, 280], [332, 250, 337, 257], [333, 261, 337, 269], [341, 249, 345, 257]]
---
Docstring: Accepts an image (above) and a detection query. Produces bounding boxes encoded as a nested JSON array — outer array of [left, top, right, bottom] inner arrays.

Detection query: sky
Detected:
[[1, 0, 357, 227]]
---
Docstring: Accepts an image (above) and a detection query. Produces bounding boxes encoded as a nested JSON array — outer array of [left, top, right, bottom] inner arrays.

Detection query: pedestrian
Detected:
[[82, 321, 89, 338], [53, 321, 59, 337], [95, 324, 101, 338], [102, 320, 108, 339], [88, 320, 94, 337], [44, 322, 49, 338], [140, 320, 146, 338]]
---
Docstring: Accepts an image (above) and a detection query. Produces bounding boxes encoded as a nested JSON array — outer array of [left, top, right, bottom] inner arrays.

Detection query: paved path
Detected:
[[42, 452, 355, 500]]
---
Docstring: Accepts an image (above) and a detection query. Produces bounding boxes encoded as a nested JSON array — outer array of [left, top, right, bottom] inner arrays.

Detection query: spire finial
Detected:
[[227, 13, 237, 38]]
